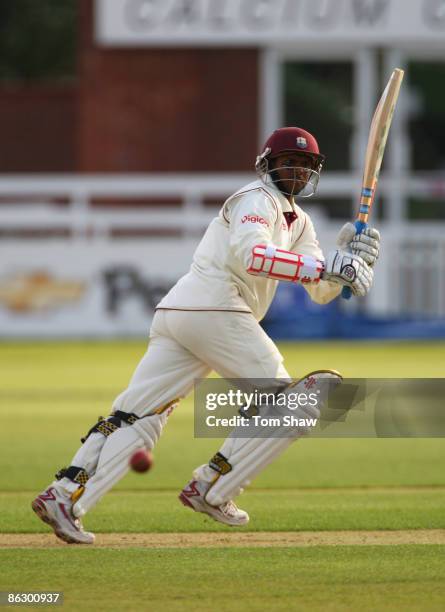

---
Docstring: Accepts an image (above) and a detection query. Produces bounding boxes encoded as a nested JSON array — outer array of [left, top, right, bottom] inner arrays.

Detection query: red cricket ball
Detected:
[[129, 449, 153, 473]]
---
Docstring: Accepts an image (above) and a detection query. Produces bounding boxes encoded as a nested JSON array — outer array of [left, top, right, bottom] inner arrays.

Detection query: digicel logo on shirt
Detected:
[[241, 214, 269, 227]]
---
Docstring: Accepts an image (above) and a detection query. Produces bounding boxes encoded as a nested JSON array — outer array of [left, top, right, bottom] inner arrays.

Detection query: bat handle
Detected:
[[341, 219, 368, 300]]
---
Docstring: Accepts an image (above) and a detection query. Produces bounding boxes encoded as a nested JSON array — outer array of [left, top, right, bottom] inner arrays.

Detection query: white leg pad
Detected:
[[72, 412, 168, 517], [71, 433, 106, 474], [200, 371, 342, 506], [54, 432, 107, 497]]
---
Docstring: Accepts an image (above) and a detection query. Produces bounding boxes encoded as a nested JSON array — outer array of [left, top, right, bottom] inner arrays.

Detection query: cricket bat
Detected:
[[342, 68, 404, 299]]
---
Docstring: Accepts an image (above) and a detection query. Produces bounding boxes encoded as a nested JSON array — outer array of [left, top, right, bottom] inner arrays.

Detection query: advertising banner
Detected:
[[96, 0, 445, 47], [0, 238, 198, 337]]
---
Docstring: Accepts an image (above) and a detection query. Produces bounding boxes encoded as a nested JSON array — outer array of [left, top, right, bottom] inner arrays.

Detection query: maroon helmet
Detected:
[[255, 127, 325, 197]]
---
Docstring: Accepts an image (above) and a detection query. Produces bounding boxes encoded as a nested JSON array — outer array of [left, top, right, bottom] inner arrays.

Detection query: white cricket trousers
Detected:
[[112, 309, 290, 417]]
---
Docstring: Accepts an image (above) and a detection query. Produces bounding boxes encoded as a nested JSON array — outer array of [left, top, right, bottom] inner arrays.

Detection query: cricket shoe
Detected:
[[31, 486, 95, 545], [179, 479, 249, 526]]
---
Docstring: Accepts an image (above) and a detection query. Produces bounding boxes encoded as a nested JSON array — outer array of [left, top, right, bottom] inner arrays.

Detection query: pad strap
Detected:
[[81, 411, 139, 443], [209, 452, 232, 475], [247, 243, 324, 284], [55, 465, 90, 486]]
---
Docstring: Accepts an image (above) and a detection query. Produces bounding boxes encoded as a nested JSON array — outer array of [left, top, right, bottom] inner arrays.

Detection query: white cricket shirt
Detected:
[[157, 179, 341, 321]]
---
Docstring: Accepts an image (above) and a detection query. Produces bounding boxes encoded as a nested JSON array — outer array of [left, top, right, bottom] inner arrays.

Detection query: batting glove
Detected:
[[336, 222, 380, 266], [322, 250, 374, 297]]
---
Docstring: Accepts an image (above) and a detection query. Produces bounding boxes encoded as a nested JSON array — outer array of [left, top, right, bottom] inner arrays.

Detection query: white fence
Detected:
[[0, 172, 443, 236], [0, 174, 444, 337], [0, 174, 258, 238]]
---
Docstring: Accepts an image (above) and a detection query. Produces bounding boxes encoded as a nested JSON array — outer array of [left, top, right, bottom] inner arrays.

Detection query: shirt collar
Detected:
[[268, 181, 298, 214]]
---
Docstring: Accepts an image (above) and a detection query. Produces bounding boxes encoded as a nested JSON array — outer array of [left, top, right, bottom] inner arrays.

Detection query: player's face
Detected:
[[270, 153, 315, 196]]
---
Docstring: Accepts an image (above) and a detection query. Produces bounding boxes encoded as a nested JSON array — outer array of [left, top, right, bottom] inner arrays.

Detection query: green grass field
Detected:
[[1, 341, 445, 610]]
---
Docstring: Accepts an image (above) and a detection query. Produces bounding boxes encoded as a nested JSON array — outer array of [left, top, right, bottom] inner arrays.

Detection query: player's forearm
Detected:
[[246, 243, 324, 285], [246, 243, 373, 298]]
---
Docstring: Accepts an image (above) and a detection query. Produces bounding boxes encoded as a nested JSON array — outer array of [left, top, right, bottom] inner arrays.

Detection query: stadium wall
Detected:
[[0, 86, 77, 172], [77, 0, 259, 172], [0, 1, 259, 175]]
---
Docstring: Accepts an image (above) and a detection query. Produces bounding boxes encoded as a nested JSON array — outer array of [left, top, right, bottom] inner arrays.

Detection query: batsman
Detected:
[[32, 127, 380, 544]]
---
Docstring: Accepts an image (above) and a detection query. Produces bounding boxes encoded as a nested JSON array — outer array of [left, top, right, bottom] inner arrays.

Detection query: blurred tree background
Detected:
[[409, 62, 445, 172], [284, 62, 354, 173], [0, 0, 77, 81]]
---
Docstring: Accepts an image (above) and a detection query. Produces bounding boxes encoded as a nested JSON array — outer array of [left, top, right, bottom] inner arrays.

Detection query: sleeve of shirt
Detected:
[[292, 212, 342, 305], [227, 190, 278, 270]]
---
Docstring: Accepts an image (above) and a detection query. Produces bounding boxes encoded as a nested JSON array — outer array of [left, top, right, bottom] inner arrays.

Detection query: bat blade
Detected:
[[359, 68, 404, 224], [342, 68, 404, 300]]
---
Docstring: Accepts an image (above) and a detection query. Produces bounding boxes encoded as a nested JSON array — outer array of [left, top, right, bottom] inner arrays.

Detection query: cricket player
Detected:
[[32, 127, 380, 544]]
